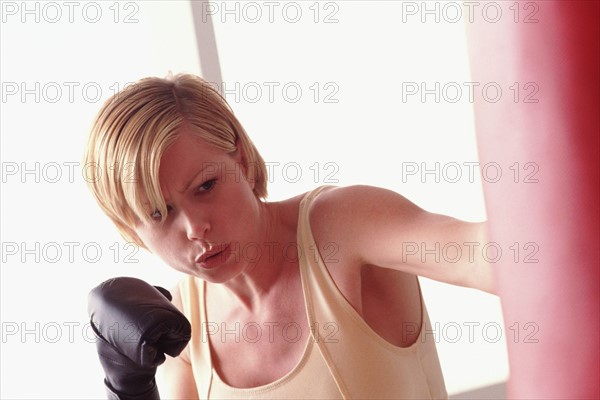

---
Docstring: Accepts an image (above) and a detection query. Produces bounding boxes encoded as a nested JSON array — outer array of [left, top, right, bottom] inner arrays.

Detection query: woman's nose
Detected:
[[179, 210, 210, 241]]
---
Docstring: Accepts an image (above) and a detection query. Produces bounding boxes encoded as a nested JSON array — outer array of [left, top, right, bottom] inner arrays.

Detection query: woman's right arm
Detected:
[[158, 284, 199, 399]]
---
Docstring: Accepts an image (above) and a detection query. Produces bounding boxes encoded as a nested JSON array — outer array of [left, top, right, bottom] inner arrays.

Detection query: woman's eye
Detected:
[[150, 210, 162, 221], [196, 179, 217, 193], [150, 206, 173, 221]]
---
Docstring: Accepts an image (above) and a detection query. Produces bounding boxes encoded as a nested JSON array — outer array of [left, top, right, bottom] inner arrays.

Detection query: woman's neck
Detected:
[[219, 198, 301, 313]]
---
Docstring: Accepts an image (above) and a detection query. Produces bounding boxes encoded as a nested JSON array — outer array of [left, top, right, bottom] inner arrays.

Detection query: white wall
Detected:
[[0, 1, 507, 398]]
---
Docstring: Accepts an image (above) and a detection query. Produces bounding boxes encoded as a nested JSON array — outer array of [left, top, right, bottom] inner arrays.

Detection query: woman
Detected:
[[84, 73, 495, 399]]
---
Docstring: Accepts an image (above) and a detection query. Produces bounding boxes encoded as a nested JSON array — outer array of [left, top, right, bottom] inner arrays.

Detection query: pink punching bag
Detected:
[[466, 1, 599, 398]]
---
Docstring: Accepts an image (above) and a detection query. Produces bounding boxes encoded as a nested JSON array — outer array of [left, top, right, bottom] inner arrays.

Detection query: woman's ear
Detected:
[[232, 139, 243, 163], [232, 139, 255, 190]]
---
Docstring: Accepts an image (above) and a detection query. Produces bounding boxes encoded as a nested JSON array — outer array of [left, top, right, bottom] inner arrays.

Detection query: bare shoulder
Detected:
[[310, 185, 421, 222], [308, 185, 385, 270], [309, 185, 422, 260]]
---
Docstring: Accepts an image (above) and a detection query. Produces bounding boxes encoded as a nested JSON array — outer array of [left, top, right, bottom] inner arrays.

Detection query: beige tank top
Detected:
[[178, 185, 448, 399]]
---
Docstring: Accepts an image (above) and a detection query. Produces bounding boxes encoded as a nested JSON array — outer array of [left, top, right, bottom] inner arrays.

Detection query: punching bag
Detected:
[[466, 1, 599, 398]]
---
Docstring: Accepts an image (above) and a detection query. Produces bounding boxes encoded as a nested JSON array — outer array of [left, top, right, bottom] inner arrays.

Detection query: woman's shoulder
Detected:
[[306, 185, 380, 267], [307, 184, 422, 265], [276, 184, 402, 256], [309, 184, 395, 210], [308, 184, 389, 233]]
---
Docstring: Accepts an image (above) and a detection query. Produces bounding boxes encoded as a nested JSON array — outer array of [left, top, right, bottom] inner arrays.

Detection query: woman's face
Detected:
[[134, 129, 263, 283]]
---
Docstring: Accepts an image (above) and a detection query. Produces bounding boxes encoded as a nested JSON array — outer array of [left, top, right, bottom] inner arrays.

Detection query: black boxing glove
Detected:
[[88, 277, 191, 400]]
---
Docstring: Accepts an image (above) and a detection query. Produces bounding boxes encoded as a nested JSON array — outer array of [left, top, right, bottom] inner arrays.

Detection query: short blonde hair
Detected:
[[83, 73, 268, 248]]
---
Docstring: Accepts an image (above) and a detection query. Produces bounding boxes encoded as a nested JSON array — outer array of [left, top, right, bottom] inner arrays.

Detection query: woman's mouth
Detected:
[[195, 244, 231, 269]]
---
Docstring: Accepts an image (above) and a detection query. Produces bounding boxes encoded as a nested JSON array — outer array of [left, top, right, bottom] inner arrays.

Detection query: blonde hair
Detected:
[[83, 73, 268, 248]]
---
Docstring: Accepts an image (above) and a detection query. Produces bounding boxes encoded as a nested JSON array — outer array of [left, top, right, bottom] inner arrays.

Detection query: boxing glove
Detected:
[[88, 277, 191, 400]]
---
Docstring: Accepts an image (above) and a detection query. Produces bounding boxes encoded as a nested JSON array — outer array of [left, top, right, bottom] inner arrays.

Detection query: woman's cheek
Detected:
[[137, 227, 168, 256]]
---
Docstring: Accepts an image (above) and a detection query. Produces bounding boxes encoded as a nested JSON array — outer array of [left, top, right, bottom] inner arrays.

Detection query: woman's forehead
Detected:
[[158, 132, 237, 189], [160, 132, 226, 172]]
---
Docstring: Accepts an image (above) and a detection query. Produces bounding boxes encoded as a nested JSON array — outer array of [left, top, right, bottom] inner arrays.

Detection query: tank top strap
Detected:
[[297, 184, 347, 317], [297, 185, 341, 291], [178, 276, 214, 398], [297, 184, 354, 397]]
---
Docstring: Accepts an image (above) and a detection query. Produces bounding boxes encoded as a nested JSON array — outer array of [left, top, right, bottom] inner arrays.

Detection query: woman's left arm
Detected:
[[312, 185, 496, 294]]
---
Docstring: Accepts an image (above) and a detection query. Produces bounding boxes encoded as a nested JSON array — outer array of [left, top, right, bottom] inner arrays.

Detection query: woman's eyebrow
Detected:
[[178, 164, 213, 193]]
